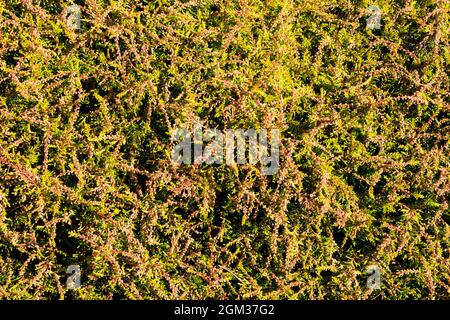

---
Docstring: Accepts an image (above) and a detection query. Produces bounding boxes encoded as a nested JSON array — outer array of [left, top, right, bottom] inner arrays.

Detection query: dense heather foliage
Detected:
[[0, 0, 449, 299]]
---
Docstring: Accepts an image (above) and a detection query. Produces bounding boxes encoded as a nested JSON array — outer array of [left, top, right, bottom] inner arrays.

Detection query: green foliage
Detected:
[[0, 0, 449, 299]]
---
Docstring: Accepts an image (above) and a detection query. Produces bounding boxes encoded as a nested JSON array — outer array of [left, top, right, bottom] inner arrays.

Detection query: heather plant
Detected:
[[0, 0, 449, 299]]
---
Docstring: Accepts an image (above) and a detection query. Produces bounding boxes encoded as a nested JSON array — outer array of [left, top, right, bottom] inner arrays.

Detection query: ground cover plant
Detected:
[[0, 0, 449, 299]]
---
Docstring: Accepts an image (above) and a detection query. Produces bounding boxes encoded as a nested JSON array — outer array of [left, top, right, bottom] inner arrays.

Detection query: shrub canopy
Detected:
[[0, 0, 449, 299]]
